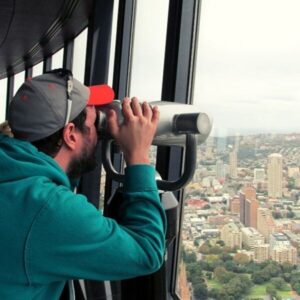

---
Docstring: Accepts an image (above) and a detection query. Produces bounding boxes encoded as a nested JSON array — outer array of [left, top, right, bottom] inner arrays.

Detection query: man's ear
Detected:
[[62, 123, 78, 150]]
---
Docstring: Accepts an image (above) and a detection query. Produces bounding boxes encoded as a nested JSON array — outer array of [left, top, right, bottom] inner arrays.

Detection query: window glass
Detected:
[[13, 71, 25, 95], [51, 48, 64, 70], [108, 0, 119, 87], [130, 0, 169, 100], [73, 28, 88, 82], [0, 78, 7, 122], [178, 1, 300, 299], [32, 61, 43, 77]]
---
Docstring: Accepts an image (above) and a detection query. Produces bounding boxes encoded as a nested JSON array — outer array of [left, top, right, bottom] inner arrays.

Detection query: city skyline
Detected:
[[182, 130, 300, 298]]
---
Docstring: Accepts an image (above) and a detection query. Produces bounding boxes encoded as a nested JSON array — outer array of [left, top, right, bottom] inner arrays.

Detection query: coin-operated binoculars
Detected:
[[97, 100, 212, 191], [100, 100, 212, 300]]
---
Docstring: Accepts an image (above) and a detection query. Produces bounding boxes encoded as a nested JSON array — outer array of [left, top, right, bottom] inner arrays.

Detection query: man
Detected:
[[0, 69, 166, 299]]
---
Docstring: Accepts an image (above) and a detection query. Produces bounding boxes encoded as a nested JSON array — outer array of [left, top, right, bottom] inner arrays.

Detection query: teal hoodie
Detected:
[[0, 134, 166, 300]]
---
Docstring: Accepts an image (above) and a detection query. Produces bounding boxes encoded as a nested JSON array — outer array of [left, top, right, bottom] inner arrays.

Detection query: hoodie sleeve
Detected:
[[25, 165, 166, 284]]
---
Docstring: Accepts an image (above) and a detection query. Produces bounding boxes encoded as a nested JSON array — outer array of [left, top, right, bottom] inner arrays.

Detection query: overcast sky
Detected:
[[131, 0, 300, 137], [1, 0, 300, 137], [195, 0, 300, 136]]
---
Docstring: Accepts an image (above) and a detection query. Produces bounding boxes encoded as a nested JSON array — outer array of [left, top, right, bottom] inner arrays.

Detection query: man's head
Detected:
[[8, 69, 114, 141], [8, 69, 114, 178]]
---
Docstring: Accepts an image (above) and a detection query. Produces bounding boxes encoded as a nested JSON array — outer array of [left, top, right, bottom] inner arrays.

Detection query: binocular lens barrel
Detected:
[[96, 100, 212, 146]]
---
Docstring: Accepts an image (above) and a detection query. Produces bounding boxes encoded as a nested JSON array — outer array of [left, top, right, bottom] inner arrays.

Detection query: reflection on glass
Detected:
[[178, 1, 300, 299]]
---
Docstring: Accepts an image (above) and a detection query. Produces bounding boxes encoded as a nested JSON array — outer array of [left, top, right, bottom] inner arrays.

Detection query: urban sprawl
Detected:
[[180, 133, 300, 299]]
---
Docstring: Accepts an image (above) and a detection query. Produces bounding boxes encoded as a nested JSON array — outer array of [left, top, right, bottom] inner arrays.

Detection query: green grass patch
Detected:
[[206, 278, 222, 289], [277, 289, 293, 297], [247, 284, 270, 297], [246, 283, 292, 299], [207, 280, 293, 299]]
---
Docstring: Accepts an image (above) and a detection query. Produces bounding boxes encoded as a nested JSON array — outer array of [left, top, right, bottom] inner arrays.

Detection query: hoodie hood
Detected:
[[0, 134, 70, 187]]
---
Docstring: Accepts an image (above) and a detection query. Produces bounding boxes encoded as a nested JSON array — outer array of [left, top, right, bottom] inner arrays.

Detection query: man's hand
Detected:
[[107, 97, 159, 165], [0, 121, 13, 137]]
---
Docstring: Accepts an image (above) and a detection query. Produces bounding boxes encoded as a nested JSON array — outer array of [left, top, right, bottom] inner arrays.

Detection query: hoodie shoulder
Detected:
[[0, 136, 70, 188]]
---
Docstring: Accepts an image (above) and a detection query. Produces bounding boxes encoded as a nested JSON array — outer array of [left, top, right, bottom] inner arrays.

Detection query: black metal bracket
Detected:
[[102, 134, 197, 192]]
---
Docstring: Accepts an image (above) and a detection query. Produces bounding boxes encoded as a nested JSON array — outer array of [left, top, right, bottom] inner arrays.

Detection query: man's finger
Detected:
[[122, 97, 134, 119], [142, 102, 152, 119], [151, 106, 160, 124], [131, 97, 143, 116]]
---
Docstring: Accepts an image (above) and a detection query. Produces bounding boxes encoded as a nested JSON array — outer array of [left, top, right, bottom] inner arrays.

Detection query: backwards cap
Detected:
[[8, 69, 114, 142]]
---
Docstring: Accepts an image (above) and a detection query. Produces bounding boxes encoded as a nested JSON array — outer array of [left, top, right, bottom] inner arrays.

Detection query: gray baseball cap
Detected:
[[8, 70, 114, 142]]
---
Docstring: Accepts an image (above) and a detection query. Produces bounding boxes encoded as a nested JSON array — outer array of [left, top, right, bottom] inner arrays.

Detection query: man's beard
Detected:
[[67, 140, 98, 180]]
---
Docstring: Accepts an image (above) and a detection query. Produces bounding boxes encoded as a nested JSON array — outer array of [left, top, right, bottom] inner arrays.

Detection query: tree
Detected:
[[193, 282, 208, 300], [183, 251, 197, 263], [290, 272, 300, 294], [287, 178, 295, 189], [264, 262, 281, 278], [224, 275, 252, 299], [233, 253, 249, 265], [214, 267, 235, 284], [216, 240, 225, 247], [293, 282, 300, 295], [202, 204, 211, 210], [199, 243, 210, 254], [224, 260, 235, 271], [282, 272, 291, 283], [239, 274, 253, 292], [272, 211, 282, 219], [208, 288, 220, 299], [287, 211, 295, 218], [220, 252, 232, 262], [205, 271, 212, 280], [214, 266, 226, 281], [245, 261, 261, 274], [252, 271, 269, 284], [271, 277, 287, 290], [266, 284, 277, 298], [281, 261, 294, 273], [210, 245, 222, 254], [186, 262, 202, 282], [206, 255, 223, 271]]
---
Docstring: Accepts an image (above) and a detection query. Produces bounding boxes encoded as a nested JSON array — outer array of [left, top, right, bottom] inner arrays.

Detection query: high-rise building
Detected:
[[270, 246, 297, 265], [254, 168, 265, 183], [250, 198, 259, 228], [205, 137, 214, 159], [267, 153, 283, 198], [239, 186, 259, 228], [241, 227, 265, 249], [240, 192, 246, 225], [254, 244, 269, 263], [230, 196, 240, 214], [216, 159, 225, 180], [257, 208, 276, 241], [220, 222, 242, 249], [229, 149, 237, 178], [245, 199, 251, 227], [269, 233, 290, 249], [243, 186, 256, 201]]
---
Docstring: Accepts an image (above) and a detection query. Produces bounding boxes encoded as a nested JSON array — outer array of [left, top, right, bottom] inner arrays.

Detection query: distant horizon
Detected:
[[210, 128, 300, 138]]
